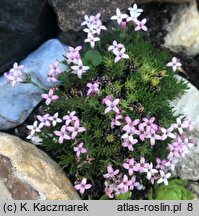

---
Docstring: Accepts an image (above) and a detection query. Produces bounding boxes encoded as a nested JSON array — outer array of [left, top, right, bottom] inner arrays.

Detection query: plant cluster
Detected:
[[4, 4, 195, 200]]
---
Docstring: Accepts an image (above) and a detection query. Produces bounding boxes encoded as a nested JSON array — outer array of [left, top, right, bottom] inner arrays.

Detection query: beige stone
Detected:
[[0, 132, 79, 200], [164, 1, 199, 56]]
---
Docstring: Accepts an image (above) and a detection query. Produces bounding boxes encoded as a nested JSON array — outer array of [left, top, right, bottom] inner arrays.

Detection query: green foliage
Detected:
[[40, 26, 188, 199], [148, 179, 194, 200]]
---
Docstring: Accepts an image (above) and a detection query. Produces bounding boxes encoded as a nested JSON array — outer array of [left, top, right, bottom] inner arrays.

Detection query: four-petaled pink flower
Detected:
[[48, 61, 62, 75], [103, 165, 119, 179], [123, 158, 139, 176], [54, 125, 71, 144], [66, 46, 82, 64], [108, 40, 124, 52], [145, 129, 162, 146], [129, 176, 139, 190], [135, 157, 149, 173], [117, 174, 131, 193], [123, 117, 139, 133], [142, 117, 158, 132], [167, 57, 182, 72], [110, 8, 129, 25], [160, 127, 176, 140], [111, 114, 123, 129], [63, 111, 78, 125], [4, 62, 24, 87], [155, 158, 167, 170], [67, 119, 86, 139], [104, 98, 120, 114], [47, 61, 62, 83], [41, 88, 59, 106], [134, 18, 148, 31], [122, 138, 134, 151], [71, 59, 90, 79], [37, 114, 51, 128], [73, 142, 87, 158], [86, 82, 100, 96], [157, 170, 171, 185], [74, 178, 92, 194]]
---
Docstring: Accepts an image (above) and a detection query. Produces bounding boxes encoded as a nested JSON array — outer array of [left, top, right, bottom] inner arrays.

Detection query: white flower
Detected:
[[110, 8, 128, 24], [157, 170, 171, 185], [128, 4, 143, 21], [27, 121, 42, 137], [84, 33, 100, 48], [71, 59, 90, 79], [49, 112, 62, 126], [113, 47, 129, 63]]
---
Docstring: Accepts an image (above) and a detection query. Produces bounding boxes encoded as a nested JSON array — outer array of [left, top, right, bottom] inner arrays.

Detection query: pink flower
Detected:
[[104, 98, 120, 114], [155, 158, 168, 170], [113, 47, 129, 63], [183, 116, 195, 132], [123, 158, 139, 175], [137, 123, 146, 141], [104, 181, 115, 198], [84, 33, 100, 48], [67, 119, 86, 139], [74, 178, 92, 194], [117, 174, 131, 193], [134, 18, 147, 31], [123, 116, 139, 133], [122, 139, 134, 151], [129, 176, 139, 190], [41, 88, 59, 106], [142, 117, 158, 132], [110, 8, 129, 25], [111, 114, 123, 129], [37, 114, 51, 128], [160, 127, 176, 140], [157, 170, 171, 185], [48, 61, 62, 75], [66, 46, 82, 65], [71, 59, 90, 79], [63, 111, 78, 125], [4, 63, 24, 87], [48, 112, 62, 126], [54, 125, 71, 144], [86, 82, 100, 96], [135, 157, 149, 173], [145, 129, 162, 146], [108, 40, 124, 52], [167, 57, 182, 72], [103, 165, 119, 179], [73, 142, 87, 158]]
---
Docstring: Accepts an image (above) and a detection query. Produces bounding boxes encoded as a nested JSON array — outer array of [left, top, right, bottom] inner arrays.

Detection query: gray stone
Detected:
[[48, 0, 133, 31], [0, 132, 79, 200], [164, 1, 199, 56], [0, 39, 67, 130], [0, 0, 58, 74], [171, 77, 199, 181]]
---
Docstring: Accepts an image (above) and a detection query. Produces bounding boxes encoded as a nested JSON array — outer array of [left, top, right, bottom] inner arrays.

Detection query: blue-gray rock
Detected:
[[0, 39, 67, 130]]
